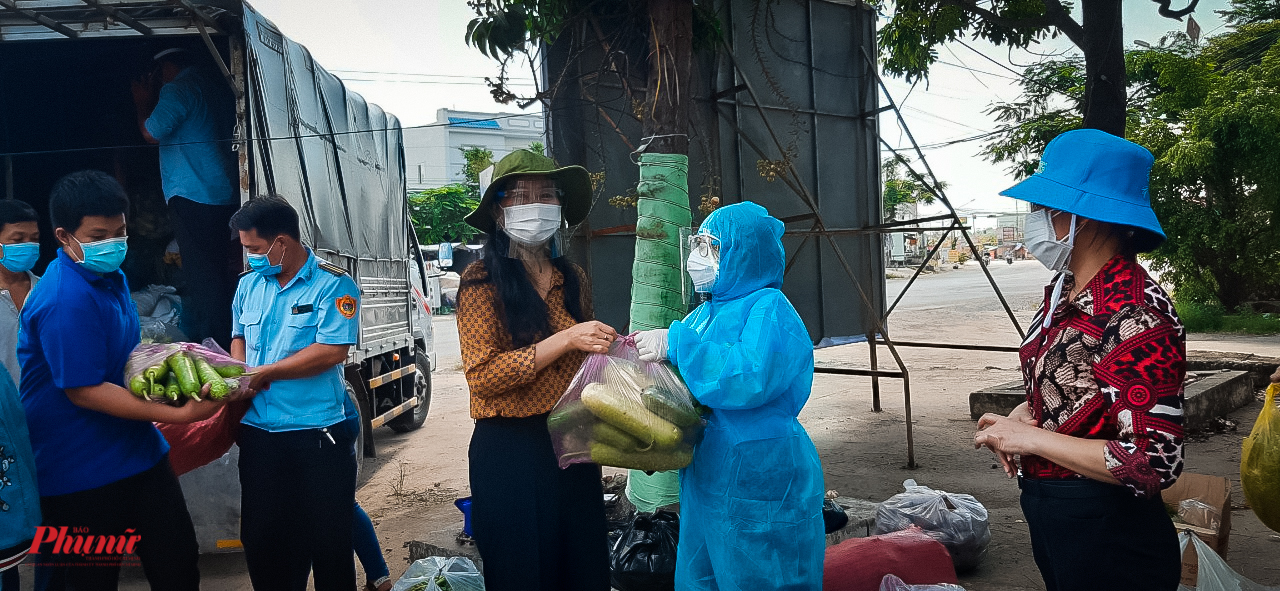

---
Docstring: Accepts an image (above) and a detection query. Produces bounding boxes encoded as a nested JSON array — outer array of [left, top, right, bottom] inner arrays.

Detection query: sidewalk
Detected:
[[1187, 333, 1280, 359]]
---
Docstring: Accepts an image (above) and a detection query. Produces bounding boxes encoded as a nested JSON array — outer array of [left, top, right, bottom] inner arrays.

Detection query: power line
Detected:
[[0, 111, 546, 159]]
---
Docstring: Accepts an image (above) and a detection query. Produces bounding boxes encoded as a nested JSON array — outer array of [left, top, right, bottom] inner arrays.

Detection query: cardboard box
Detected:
[[1163, 473, 1232, 587]]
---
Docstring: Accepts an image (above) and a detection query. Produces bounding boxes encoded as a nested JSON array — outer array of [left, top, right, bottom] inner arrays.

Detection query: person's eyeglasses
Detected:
[[499, 188, 563, 206], [688, 233, 720, 258]]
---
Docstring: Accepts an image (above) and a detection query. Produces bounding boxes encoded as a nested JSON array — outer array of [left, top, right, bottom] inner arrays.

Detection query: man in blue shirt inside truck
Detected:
[[19, 170, 223, 590], [229, 196, 360, 591], [131, 47, 238, 350]]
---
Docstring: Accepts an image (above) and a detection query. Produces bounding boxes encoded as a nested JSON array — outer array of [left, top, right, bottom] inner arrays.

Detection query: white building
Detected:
[[403, 108, 546, 191]]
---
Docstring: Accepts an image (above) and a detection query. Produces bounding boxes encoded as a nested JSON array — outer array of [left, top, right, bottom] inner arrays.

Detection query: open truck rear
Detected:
[[0, 0, 433, 551]]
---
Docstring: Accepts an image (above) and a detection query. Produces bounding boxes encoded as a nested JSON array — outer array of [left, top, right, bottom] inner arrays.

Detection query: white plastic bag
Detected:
[[390, 556, 484, 591], [873, 480, 990, 572], [879, 574, 966, 591], [1176, 532, 1279, 591]]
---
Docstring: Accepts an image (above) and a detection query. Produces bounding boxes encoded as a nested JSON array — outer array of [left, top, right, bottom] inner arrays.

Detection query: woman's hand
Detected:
[[562, 321, 617, 354], [169, 398, 227, 424], [975, 412, 1043, 478]]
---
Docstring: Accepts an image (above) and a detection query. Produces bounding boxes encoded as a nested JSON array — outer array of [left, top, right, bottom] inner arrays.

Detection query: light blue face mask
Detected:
[[246, 240, 284, 277], [73, 236, 128, 274], [0, 242, 39, 273]]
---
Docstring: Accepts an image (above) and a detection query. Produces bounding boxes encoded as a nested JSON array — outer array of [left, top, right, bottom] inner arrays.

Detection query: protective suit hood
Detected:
[[699, 202, 785, 301]]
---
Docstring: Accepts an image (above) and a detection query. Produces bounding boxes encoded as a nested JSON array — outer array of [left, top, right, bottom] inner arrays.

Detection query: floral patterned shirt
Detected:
[[1019, 255, 1186, 498], [456, 262, 591, 419]]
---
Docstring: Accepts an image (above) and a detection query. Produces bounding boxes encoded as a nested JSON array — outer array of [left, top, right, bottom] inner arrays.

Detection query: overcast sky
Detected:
[[248, 0, 1229, 223]]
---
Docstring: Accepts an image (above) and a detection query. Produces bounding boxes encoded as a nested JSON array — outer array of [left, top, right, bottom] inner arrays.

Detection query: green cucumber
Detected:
[[593, 421, 645, 451], [129, 374, 149, 397], [580, 383, 682, 450], [547, 400, 594, 432], [589, 442, 693, 471], [165, 372, 181, 401], [641, 385, 701, 428], [192, 355, 230, 399], [213, 364, 245, 378], [167, 353, 201, 399]]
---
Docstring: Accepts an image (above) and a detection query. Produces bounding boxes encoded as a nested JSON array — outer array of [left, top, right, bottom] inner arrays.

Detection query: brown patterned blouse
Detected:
[[456, 261, 591, 419]]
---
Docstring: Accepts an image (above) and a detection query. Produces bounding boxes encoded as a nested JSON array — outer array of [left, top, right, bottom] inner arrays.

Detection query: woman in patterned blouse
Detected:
[[974, 130, 1185, 591], [455, 150, 617, 591]]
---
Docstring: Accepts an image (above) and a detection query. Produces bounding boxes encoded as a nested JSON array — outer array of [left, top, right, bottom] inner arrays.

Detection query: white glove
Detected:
[[634, 329, 669, 362]]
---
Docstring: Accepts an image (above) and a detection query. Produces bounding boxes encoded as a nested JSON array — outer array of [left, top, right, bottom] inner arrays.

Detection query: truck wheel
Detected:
[[347, 382, 366, 482], [388, 348, 431, 433]]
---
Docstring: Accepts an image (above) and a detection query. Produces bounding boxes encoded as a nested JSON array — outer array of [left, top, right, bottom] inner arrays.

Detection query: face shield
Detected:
[[495, 177, 567, 259], [681, 229, 720, 298]]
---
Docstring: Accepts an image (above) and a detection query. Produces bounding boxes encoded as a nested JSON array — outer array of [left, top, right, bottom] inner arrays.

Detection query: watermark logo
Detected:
[[27, 527, 142, 566]]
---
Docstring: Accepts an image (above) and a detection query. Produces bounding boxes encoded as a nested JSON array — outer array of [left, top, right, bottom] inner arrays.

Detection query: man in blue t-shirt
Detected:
[[19, 170, 224, 590], [131, 47, 238, 350]]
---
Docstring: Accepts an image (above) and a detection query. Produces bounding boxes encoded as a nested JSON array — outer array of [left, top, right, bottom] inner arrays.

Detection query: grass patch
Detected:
[[1176, 301, 1280, 334]]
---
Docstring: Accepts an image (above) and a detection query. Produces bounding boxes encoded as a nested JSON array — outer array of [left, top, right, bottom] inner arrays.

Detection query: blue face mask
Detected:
[[247, 240, 284, 277], [0, 242, 39, 273], [73, 236, 128, 274]]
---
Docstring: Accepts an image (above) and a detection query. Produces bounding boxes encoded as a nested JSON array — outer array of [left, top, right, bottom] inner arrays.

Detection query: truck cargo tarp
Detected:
[[243, 4, 406, 263]]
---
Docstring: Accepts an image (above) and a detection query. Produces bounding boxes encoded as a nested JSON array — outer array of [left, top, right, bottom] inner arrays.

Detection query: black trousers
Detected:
[[238, 422, 357, 591], [34, 456, 199, 591], [1020, 476, 1181, 591], [469, 414, 610, 591], [168, 196, 238, 350]]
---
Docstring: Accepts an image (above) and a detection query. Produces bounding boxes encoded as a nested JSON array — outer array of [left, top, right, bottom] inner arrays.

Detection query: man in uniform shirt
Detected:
[[0, 200, 41, 386], [229, 196, 360, 591]]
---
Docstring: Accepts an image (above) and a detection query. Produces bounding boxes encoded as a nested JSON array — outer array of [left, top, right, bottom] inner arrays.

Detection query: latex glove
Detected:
[[634, 329, 669, 362]]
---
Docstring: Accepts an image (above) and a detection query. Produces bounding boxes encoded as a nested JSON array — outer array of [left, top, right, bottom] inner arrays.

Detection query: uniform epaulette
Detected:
[[318, 262, 348, 276]]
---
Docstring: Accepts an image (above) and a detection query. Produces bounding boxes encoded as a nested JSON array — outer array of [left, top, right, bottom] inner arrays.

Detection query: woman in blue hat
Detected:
[[973, 129, 1185, 591]]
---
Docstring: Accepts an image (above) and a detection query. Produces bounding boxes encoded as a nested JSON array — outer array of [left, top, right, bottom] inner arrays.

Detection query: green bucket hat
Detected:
[[464, 149, 593, 234]]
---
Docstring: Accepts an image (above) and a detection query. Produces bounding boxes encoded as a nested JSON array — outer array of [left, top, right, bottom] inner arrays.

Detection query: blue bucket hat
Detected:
[[1000, 129, 1165, 252]]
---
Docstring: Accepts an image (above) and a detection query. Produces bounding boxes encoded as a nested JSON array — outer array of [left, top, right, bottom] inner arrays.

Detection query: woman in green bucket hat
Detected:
[[455, 149, 616, 590], [974, 129, 1185, 590]]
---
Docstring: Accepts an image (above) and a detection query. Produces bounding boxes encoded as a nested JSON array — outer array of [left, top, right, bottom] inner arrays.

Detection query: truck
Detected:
[[0, 0, 431, 550]]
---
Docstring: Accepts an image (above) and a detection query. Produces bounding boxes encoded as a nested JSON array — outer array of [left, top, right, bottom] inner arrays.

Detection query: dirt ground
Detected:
[[105, 260, 1280, 590]]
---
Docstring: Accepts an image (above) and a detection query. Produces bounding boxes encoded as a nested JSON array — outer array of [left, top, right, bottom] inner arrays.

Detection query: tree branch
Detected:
[[938, 0, 1084, 49], [1152, 0, 1200, 20]]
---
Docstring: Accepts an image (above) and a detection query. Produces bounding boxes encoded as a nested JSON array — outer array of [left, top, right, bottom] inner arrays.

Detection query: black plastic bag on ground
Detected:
[[610, 511, 679, 591]]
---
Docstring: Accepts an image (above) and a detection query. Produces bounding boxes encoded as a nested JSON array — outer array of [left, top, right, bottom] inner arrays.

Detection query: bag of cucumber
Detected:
[[548, 335, 705, 471], [125, 340, 250, 405]]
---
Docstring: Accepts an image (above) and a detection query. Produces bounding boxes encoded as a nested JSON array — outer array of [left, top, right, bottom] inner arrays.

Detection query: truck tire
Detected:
[[347, 382, 365, 482], [388, 348, 431, 433]]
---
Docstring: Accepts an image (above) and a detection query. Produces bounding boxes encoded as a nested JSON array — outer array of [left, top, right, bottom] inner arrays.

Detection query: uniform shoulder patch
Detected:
[[318, 262, 348, 276], [336, 294, 358, 319]]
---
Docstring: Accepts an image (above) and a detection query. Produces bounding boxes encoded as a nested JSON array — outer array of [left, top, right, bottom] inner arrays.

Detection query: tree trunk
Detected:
[[626, 0, 693, 513], [1080, 0, 1127, 136]]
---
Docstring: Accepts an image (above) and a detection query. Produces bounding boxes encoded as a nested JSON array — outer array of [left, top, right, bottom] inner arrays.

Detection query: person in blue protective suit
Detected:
[[634, 201, 825, 591]]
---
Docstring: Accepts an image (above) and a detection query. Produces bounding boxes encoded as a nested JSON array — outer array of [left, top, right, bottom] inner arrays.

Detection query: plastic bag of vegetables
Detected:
[[390, 556, 484, 591], [1241, 383, 1280, 533], [548, 335, 704, 471], [125, 340, 250, 405]]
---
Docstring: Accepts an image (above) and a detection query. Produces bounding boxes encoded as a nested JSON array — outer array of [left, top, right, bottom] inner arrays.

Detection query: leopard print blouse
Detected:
[[1019, 255, 1186, 498]]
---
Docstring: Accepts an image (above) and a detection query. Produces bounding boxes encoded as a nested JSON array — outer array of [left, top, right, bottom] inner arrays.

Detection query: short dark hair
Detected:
[[0, 199, 38, 230], [229, 196, 301, 242], [49, 170, 130, 233]]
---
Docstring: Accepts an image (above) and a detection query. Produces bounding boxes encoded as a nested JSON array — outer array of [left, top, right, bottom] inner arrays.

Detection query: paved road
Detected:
[[887, 259, 1053, 314]]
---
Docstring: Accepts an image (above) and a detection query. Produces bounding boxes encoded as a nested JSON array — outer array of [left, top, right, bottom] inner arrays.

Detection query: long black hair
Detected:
[[462, 229, 586, 348]]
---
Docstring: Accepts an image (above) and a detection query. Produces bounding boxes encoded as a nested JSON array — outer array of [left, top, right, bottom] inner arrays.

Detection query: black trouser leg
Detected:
[[168, 197, 238, 350], [35, 457, 199, 591], [239, 424, 356, 591], [1020, 477, 1181, 591], [469, 415, 609, 591]]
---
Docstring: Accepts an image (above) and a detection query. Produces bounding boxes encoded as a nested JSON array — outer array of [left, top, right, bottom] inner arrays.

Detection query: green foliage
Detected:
[[461, 146, 495, 190], [526, 141, 545, 155], [882, 156, 942, 221], [983, 21, 1280, 311], [1176, 300, 1280, 334], [409, 185, 481, 246], [878, 0, 1060, 83], [1219, 0, 1280, 26]]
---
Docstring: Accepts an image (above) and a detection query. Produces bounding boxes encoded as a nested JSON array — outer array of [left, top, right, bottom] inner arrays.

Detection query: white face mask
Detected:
[[687, 249, 719, 293], [1023, 209, 1077, 272], [502, 204, 562, 246]]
